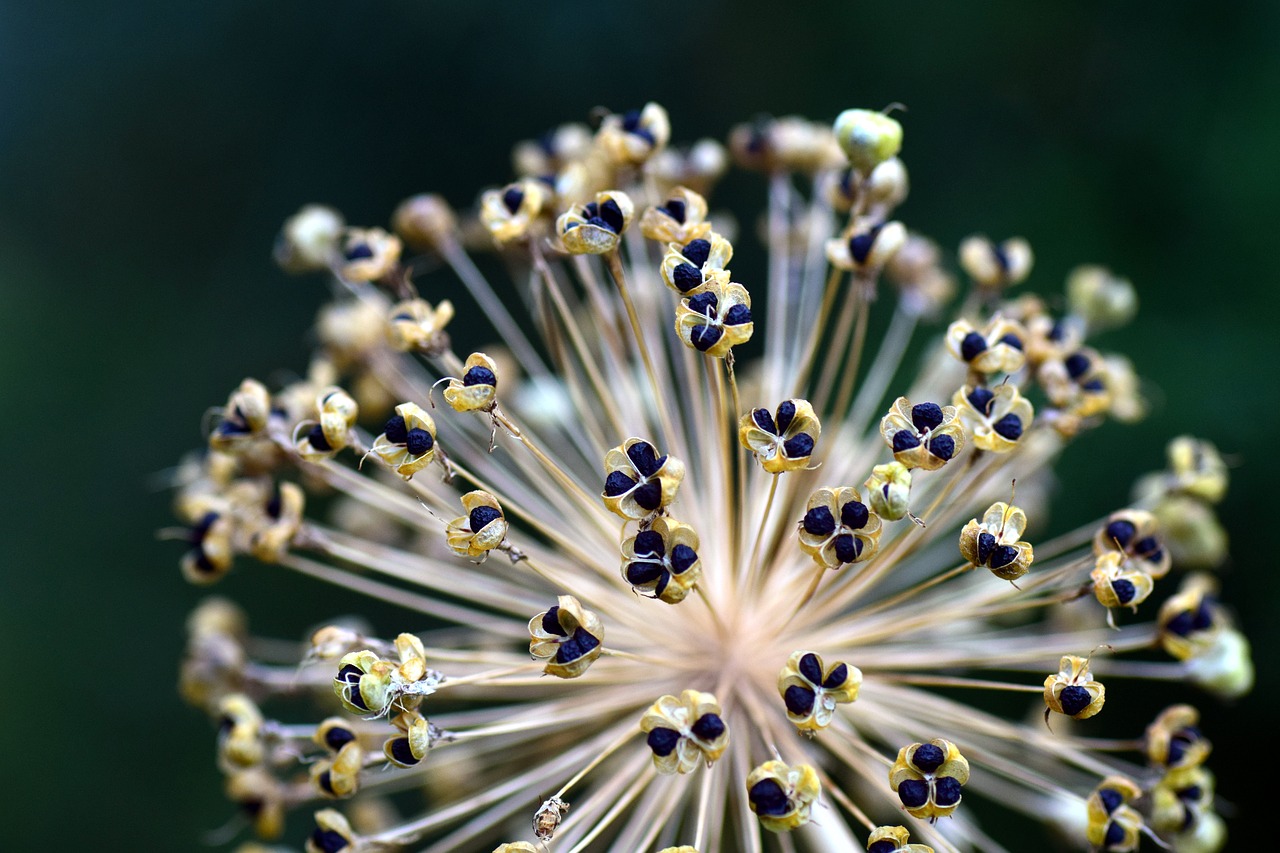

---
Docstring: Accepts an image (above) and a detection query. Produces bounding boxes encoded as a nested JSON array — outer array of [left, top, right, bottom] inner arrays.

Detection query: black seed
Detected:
[[621, 109, 642, 130], [1190, 603, 1214, 631], [911, 402, 944, 432], [1111, 578, 1137, 605], [583, 202, 599, 218], [634, 530, 666, 558], [1081, 378, 1106, 392], [1098, 788, 1124, 813], [633, 480, 663, 511], [501, 187, 524, 215], [934, 776, 963, 807], [989, 545, 1020, 569], [541, 606, 566, 636], [976, 532, 996, 565], [723, 304, 752, 326], [992, 413, 1023, 441], [563, 220, 579, 231], [218, 715, 235, 737], [803, 506, 836, 537], [317, 770, 336, 795], [586, 216, 612, 231], [662, 199, 687, 224], [691, 713, 725, 741], [1059, 685, 1093, 717], [1167, 735, 1188, 766], [670, 544, 697, 573], [307, 424, 332, 452], [1164, 609, 1195, 637], [604, 470, 638, 497], [682, 238, 711, 267], [1065, 352, 1091, 379], [798, 653, 823, 684], [911, 743, 945, 773], [776, 400, 796, 433], [848, 224, 883, 264], [463, 366, 496, 387], [555, 627, 601, 663], [324, 726, 356, 751], [784, 684, 816, 716], [748, 779, 790, 816], [310, 829, 349, 853], [344, 243, 373, 261], [240, 798, 264, 816], [390, 736, 418, 766], [626, 441, 663, 477], [646, 726, 681, 756], [929, 435, 956, 460], [840, 500, 869, 530], [1179, 785, 1203, 803], [1103, 820, 1126, 848], [1133, 536, 1161, 559], [468, 505, 502, 532], [752, 407, 777, 434], [687, 291, 719, 317], [960, 331, 988, 362], [834, 533, 862, 564], [783, 433, 814, 459], [625, 561, 666, 586], [1049, 320, 1066, 341], [1105, 520, 1136, 548], [967, 386, 995, 414], [690, 324, 724, 352], [868, 843, 897, 853], [892, 431, 921, 452], [998, 333, 1023, 350], [673, 263, 702, 293], [336, 665, 368, 711], [897, 779, 929, 808], [405, 428, 433, 456], [599, 198, 625, 233], [822, 663, 848, 689]]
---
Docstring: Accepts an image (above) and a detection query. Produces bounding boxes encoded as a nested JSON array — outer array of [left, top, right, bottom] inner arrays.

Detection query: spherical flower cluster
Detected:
[[171, 103, 1246, 852]]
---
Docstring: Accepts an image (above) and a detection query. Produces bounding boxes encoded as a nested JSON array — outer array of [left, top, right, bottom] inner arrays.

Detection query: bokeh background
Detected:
[[3, 1, 1277, 848]]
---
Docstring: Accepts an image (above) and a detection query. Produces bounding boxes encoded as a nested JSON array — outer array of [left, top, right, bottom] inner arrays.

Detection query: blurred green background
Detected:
[[3, 1, 1277, 848]]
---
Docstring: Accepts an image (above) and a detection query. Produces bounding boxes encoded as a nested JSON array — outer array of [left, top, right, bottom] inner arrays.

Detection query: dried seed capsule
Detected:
[[620, 516, 702, 604], [958, 501, 1034, 582], [1094, 509, 1171, 579], [745, 759, 821, 832], [1145, 705, 1211, 772], [528, 595, 604, 679], [659, 232, 734, 295], [596, 102, 670, 165], [866, 825, 934, 853], [777, 650, 862, 732], [370, 403, 439, 480], [480, 179, 545, 245], [959, 235, 1033, 290], [442, 352, 499, 414], [1043, 654, 1106, 722], [954, 384, 1034, 453], [557, 190, 634, 254], [640, 186, 712, 244], [739, 399, 821, 474], [1158, 574, 1224, 661], [880, 397, 966, 471], [337, 227, 401, 282], [386, 298, 454, 355], [306, 809, 359, 853], [601, 438, 685, 520], [945, 316, 1028, 376], [826, 217, 907, 273], [639, 689, 729, 774], [1090, 551, 1155, 614], [675, 276, 754, 358], [864, 462, 913, 521], [798, 487, 882, 569], [888, 739, 969, 821], [1085, 776, 1145, 852], [445, 490, 508, 560], [392, 193, 457, 251]]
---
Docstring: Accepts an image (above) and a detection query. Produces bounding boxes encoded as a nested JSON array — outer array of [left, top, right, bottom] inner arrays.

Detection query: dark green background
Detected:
[[3, 1, 1276, 848]]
